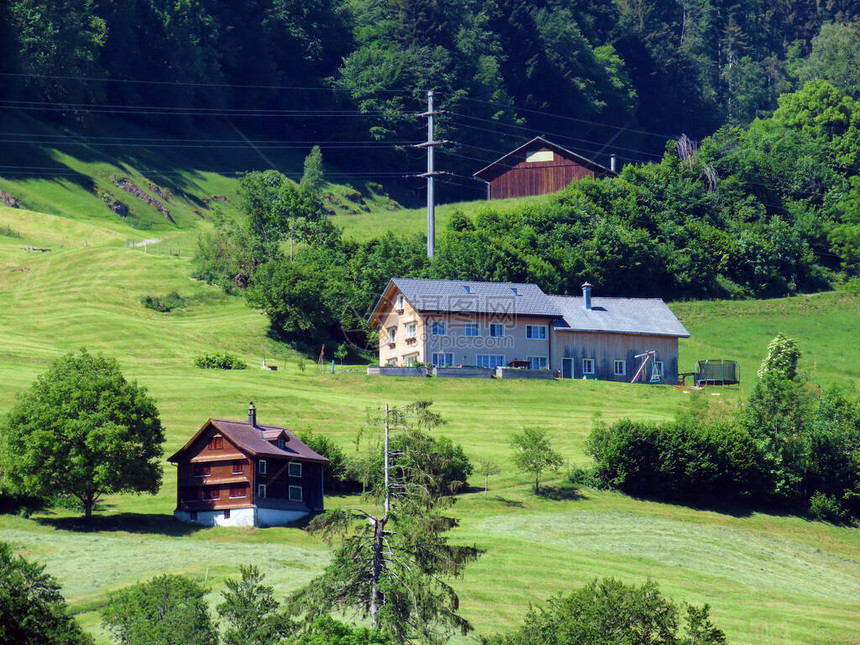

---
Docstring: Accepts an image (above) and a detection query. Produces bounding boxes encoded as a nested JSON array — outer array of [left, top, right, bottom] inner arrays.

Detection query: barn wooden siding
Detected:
[[486, 154, 597, 199]]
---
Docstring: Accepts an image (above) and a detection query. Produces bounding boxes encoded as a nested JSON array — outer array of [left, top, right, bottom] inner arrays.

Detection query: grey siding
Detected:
[[552, 332, 681, 384]]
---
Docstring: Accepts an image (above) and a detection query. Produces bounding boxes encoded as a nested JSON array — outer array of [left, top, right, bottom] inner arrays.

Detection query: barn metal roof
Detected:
[[168, 419, 328, 463], [550, 295, 690, 338], [387, 277, 561, 318]]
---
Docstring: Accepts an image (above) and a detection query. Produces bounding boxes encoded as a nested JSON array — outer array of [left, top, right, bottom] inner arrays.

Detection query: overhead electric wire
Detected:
[[458, 95, 677, 140], [0, 71, 414, 94]]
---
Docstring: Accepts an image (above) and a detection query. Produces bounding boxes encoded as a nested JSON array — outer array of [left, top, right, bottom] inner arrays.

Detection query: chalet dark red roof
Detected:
[[167, 418, 328, 463]]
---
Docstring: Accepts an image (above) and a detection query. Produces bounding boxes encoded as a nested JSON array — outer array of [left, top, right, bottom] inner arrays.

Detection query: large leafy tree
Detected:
[[0, 542, 93, 645], [289, 402, 482, 644], [100, 574, 217, 645], [0, 348, 164, 518]]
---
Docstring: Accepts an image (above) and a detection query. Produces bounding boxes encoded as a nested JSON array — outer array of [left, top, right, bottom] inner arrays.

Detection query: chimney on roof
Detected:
[[582, 282, 592, 311], [610, 154, 618, 173], [248, 402, 257, 427]]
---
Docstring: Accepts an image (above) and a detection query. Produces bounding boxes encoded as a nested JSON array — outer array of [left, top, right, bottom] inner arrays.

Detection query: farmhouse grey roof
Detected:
[[391, 277, 561, 318], [550, 295, 690, 338]]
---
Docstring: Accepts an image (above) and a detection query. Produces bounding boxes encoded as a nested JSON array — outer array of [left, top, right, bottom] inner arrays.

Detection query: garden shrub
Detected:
[[808, 492, 849, 523], [193, 352, 247, 370], [141, 291, 184, 312]]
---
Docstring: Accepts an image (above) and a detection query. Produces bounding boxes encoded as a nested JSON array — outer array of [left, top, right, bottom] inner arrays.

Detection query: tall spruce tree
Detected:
[[288, 402, 482, 644]]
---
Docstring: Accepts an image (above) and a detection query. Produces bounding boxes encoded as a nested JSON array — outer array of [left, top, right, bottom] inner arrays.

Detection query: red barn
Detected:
[[168, 403, 327, 527], [473, 136, 615, 200]]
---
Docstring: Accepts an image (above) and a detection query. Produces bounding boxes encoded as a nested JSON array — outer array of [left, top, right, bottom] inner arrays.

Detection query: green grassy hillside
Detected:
[[0, 195, 858, 644]]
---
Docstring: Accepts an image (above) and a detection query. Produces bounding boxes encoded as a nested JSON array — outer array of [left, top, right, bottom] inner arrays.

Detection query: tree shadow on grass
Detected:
[[35, 512, 205, 536], [537, 485, 588, 502], [487, 495, 525, 508], [621, 492, 807, 521]]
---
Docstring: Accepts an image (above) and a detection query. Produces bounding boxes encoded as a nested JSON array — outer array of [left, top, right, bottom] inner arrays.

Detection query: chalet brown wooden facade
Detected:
[[167, 404, 327, 527], [473, 136, 615, 200]]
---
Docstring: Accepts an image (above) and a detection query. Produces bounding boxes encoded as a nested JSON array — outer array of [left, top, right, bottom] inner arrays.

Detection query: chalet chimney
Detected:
[[248, 402, 257, 427], [610, 154, 618, 174], [582, 282, 592, 311]]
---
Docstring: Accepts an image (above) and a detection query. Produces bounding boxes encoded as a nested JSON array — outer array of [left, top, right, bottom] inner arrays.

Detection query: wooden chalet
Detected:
[[167, 403, 327, 528], [473, 136, 615, 200]]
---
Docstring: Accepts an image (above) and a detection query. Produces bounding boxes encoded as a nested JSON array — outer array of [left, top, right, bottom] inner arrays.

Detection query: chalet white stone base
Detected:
[[173, 507, 309, 528]]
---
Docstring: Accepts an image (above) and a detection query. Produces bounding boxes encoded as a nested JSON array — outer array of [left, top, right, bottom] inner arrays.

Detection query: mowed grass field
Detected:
[[0, 202, 858, 645]]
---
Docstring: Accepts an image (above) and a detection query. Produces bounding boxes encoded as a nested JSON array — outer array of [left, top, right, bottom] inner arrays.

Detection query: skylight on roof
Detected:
[[511, 287, 522, 296], [463, 285, 472, 293]]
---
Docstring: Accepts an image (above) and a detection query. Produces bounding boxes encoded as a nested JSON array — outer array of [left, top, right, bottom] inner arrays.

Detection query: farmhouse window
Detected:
[[385, 358, 397, 366], [232, 461, 243, 474], [205, 488, 220, 500], [431, 321, 447, 336], [289, 486, 303, 502], [582, 358, 595, 374], [614, 360, 626, 376], [404, 353, 418, 367], [278, 437, 285, 450], [528, 356, 548, 369], [526, 325, 547, 340], [258, 460, 267, 475], [223, 509, 230, 519], [476, 354, 505, 369], [396, 294, 405, 311], [288, 462, 302, 478], [464, 322, 479, 337], [489, 323, 505, 338], [208, 436, 223, 450], [229, 486, 245, 498], [193, 464, 211, 477], [387, 327, 396, 343], [431, 352, 454, 367], [405, 323, 417, 339], [257, 484, 267, 499]]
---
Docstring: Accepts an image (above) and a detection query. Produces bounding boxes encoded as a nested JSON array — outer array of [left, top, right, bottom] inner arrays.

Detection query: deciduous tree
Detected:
[[0, 542, 93, 645], [0, 348, 164, 518], [510, 427, 563, 493], [100, 574, 217, 645]]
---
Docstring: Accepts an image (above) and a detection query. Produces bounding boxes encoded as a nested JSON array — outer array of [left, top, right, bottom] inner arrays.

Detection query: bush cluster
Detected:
[[141, 291, 184, 312], [585, 418, 767, 502], [192, 352, 247, 370]]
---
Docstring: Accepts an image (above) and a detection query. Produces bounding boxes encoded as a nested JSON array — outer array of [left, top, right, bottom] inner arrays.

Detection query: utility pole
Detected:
[[416, 90, 449, 259]]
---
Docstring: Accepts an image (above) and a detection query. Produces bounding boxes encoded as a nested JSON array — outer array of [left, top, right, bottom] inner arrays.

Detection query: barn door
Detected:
[[562, 357, 573, 379]]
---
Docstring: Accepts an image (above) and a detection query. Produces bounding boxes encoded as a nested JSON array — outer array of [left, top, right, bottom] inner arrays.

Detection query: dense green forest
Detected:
[[3, 1, 860, 192]]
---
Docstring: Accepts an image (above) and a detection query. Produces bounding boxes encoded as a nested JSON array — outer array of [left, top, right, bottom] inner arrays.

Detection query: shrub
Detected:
[[141, 291, 184, 312], [587, 417, 767, 502], [809, 491, 849, 523], [193, 352, 247, 370], [485, 577, 725, 645], [298, 429, 356, 491]]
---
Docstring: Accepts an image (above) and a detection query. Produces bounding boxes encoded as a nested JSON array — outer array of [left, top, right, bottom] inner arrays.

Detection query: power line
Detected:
[[0, 71, 413, 94], [458, 95, 678, 140]]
